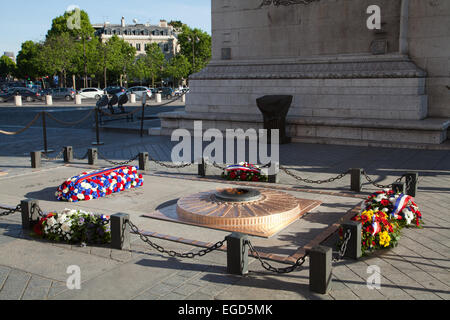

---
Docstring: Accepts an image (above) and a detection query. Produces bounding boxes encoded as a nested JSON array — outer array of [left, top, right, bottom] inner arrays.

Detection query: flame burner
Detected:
[[214, 188, 262, 203], [176, 188, 308, 237]]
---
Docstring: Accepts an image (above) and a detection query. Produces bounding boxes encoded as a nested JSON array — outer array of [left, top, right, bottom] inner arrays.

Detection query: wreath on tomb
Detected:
[[221, 162, 269, 182], [33, 209, 111, 245], [339, 189, 423, 256]]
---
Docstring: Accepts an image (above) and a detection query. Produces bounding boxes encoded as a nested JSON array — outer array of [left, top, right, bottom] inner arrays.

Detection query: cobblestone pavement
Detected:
[[0, 122, 449, 300]]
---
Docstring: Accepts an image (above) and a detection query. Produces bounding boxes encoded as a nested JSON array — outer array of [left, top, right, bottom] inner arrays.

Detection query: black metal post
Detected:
[[64, 146, 74, 163], [342, 221, 362, 260], [111, 213, 130, 250], [31, 151, 41, 169], [140, 104, 146, 138], [88, 148, 98, 166], [350, 168, 363, 192], [226, 233, 249, 276], [308, 246, 332, 294], [41, 111, 53, 154], [405, 172, 419, 197], [392, 182, 406, 194], [21, 199, 40, 230], [268, 162, 280, 184], [198, 158, 207, 177], [92, 107, 104, 146], [139, 152, 149, 172]]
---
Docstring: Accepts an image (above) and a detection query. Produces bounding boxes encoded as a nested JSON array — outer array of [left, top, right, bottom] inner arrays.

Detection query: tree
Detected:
[[0, 56, 16, 79], [16, 41, 44, 80], [40, 34, 78, 87], [144, 43, 166, 88], [46, 9, 95, 39], [177, 26, 211, 75], [165, 55, 191, 87]]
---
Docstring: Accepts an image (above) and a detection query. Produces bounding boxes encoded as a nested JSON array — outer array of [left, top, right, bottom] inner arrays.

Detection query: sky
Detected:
[[0, 0, 212, 57]]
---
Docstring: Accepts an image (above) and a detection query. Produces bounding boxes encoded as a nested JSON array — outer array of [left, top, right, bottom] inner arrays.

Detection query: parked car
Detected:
[[0, 87, 43, 102], [78, 88, 104, 100], [103, 86, 126, 97], [126, 86, 153, 101], [156, 87, 175, 99], [50, 88, 76, 101]]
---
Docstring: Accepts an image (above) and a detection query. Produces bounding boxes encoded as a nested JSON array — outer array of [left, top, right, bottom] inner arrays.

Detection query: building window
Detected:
[[164, 44, 169, 52], [136, 43, 141, 51]]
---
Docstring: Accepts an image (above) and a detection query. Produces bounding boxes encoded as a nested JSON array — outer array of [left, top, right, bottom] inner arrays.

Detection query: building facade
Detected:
[[93, 18, 180, 59]]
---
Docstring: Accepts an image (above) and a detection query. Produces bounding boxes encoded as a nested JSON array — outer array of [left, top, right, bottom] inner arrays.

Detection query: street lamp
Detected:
[[187, 35, 200, 72], [77, 34, 92, 89]]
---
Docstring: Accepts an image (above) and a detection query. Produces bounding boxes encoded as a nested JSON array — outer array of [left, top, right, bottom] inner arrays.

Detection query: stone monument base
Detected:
[[156, 54, 450, 148]]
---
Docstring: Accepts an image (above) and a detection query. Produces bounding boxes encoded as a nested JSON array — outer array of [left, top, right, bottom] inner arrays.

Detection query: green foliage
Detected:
[[165, 54, 191, 85], [16, 41, 44, 80], [144, 43, 166, 87], [46, 9, 95, 39], [178, 26, 211, 74], [0, 55, 16, 78]]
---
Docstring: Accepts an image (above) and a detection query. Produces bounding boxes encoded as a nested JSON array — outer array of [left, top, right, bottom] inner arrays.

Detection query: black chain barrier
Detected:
[[0, 204, 21, 217], [246, 240, 308, 274], [127, 220, 226, 259], [281, 167, 350, 185], [362, 171, 406, 189], [148, 154, 194, 169], [97, 150, 140, 167], [333, 229, 352, 262], [41, 149, 65, 162]]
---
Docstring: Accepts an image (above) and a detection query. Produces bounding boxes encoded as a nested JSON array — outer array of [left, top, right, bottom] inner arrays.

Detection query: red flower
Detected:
[[252, 176, 259, 182], [381, 200, 390, 206], [229, 172, 237, 179], [33, 223, 43, 236], [85, 195, 91, 201], [240, 173, 247, 181]]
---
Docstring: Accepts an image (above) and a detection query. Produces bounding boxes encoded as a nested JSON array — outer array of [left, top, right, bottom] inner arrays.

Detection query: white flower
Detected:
[[47, 217, 57, 227], [77, 194, 85, 200], [403, 208, 414, 225], [61, 223, 71, 233], [57, 214, 68, 224], [374, 194, 387, 202]]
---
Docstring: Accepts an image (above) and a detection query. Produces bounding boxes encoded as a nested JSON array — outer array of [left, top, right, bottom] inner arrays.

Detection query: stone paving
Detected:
[[0, 121, 449, 300]]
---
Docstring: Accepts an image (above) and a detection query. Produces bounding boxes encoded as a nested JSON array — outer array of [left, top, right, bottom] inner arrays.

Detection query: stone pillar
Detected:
[[156, 93, 162, 103], [350, 168, 363, 193], [139, 152, 149, 172], [31, 151, 41, 169], [45, 95, 53, 106], [111, 213, 131, 250], [15, 95, 22, 107], [75, 94, 82, 105], [130, 94, 136, 104], [88, 148, 98, 165], [21, 199, 40, 230], [64, 146, 74, 163]]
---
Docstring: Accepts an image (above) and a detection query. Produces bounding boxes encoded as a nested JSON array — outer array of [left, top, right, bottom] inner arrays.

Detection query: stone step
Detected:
[[158, 111, 449, 146]]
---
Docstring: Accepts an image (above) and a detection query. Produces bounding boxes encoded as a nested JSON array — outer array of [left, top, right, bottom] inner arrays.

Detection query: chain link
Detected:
[[0, 204, 21, 217], [246, 240, 308, 274], [281, 167, 350, 185], [97, 151, 140, 166], [75, 150, 89, 161], [41, 149, 65, 161], [334, 229, 352, 262], [148, 154, 194, 169], [362, 171, 405, 189], [30, 203, 46, 218], [128, 220, 226, 259]]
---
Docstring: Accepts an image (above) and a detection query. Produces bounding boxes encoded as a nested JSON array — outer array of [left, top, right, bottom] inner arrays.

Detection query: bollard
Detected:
[[31, 151, 41, 169], [45, 95, 53, 106], [341, 221, 362, 260], [268, 162, 280, 184], [308, 246, 332, 294], [15, 95, 22, 107], [156, 93, 162, 103], [392, 182, 405, 194], [350, 168, 363, 192], [111, 213, 131, 250], [88, 148, 98, 165], [226, 233, 248, 276], [64, 146, 74, 163], [181, 94, 186, 103], [139, 152, 149, 172], [21, 199, 40, 230], [130, 93, 136, 104], [405, 172, 419, 197], [75, 94, 82, 105], [92, 108, 104, 146], [198, 158, 207, 177]]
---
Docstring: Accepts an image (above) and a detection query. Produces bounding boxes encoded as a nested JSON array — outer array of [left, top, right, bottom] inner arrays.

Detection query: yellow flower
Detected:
[[379, 231, 391, 248]]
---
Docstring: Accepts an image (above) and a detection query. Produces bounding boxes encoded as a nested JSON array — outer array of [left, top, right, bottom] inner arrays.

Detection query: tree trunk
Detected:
[[104, 66, 107, 89]]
